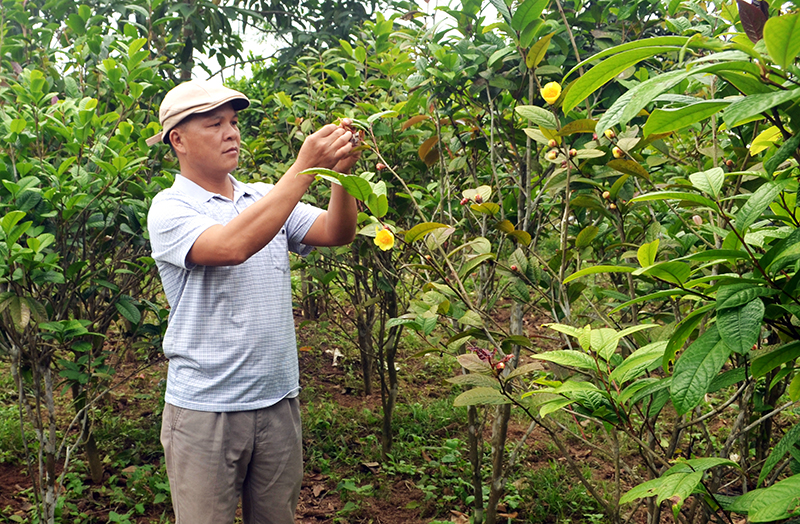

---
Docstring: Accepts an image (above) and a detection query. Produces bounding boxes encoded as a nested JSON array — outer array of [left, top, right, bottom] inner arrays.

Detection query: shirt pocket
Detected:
[[269, 228, 290, 273]]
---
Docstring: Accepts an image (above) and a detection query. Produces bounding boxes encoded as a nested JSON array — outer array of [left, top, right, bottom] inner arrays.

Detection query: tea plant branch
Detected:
[[677, 381, 749, 431], [733, 399, 798, 441], [722, 381, 755, 459], [505, 419, 538, 469]]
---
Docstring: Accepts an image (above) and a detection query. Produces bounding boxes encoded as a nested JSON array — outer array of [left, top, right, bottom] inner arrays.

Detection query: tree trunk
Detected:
[[485, 403, 511, 524], [468, 405, 484, 524], [356, 309, 375, 396]]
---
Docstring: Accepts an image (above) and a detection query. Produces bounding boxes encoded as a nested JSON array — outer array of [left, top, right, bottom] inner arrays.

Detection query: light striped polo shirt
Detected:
[[147, 174, 323, 412]]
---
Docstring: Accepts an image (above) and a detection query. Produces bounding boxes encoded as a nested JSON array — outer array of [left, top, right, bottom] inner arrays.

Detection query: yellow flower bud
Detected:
[[374, 227, 395, 251], [540, 82, 562, 105]]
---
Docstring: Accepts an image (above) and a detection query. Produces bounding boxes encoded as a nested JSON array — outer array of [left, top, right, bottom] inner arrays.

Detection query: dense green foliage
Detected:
[[1, 0, 800, 523]]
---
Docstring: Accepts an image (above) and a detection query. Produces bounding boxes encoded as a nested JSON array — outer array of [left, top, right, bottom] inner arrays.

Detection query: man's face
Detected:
[[170, 103, 241, 177]]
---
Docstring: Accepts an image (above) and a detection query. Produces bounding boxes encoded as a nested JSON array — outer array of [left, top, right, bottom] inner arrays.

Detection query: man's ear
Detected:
[[169, 128, 186, 155]]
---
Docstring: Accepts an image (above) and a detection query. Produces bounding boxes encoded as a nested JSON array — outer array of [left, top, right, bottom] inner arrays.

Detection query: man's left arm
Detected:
[[301, 153, 360, 247]]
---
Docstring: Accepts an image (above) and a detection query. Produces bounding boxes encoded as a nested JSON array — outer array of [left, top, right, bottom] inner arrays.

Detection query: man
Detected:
[[146, 80, 359, 524]]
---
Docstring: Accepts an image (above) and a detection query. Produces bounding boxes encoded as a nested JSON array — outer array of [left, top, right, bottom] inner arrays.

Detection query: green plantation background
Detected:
[[1, 0, 800, 522]]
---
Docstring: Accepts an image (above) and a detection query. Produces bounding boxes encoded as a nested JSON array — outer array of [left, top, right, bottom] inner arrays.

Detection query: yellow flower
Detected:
[[374, 227, 395, 251], [540, 82, 562, 105]]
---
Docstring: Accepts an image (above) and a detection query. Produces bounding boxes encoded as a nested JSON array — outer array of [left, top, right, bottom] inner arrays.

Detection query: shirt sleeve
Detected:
[[285, 201, 324, 256], [147, 192, 219, 270], [251, 182, 323, 257]]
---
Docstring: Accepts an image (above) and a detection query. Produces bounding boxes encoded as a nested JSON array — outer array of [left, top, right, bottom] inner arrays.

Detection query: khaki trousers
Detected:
[[160, 397, 303, 524]]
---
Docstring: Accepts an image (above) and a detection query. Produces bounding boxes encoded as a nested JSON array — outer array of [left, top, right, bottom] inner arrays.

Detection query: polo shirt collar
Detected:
[[173, 174, 255, 203]]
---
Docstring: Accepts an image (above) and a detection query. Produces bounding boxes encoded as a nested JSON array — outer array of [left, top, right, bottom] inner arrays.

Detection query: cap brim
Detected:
[[145, 132, 164, 147]]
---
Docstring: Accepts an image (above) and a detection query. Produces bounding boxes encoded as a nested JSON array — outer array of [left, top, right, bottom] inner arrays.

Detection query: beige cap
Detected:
[[146, 80, 250, 146]]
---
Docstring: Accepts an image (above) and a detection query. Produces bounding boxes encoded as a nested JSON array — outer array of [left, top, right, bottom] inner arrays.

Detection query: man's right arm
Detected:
[[186, 123, 355, 267]]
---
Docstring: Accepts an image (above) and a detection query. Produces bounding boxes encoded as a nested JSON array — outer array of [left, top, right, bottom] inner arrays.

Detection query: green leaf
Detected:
[[366, 193, 389, 218], [9, 118, 27, 134], [724, 88, 800, 129], [764, 14, 800, 70], [115, 297, 141, 324], [751, 341, 800, 379], [367, 110, 398, 123], [620, 471, 703, 506], [563, 265, 635, 283], [539, 398, 573, 416], [717, 299, 764, 355], [665, 457, 740, 474], [340, 176, 373, 201], [735, 179, 793, 233], [626, 377, 672, 405], [544, 323, 586, 339], [607, 159, 650, 179], [708, 367, 747, 392], [758, 421, 800, 486], [790, 374, 800, 401], [610, 341, 668, 384], [515, 105, 557, 129], [453, 387, 513, 407], [564, 37, 690, 81], [747, 474, 800, 521], [527, 32, 555, 68], [765, 132, 800, 176], [563, 47, 680, 113], [404, 222, 449, 243], [644, 100, 730, 137], [558, 119, 597, 136], [458, 254, 496, 280], [489, 0, 513, 24], [638, 239, 659, 267], [531, 350, 597, 371], [511, 0, 549, 32], [671, 325, 732, 416], [575, 225, 599, 249], [597, 69, 691, 136], [630, 191, 720, 211], [636, 261, 692, 285], [689, 167, 725, 198], [716, 283, 778, 309]]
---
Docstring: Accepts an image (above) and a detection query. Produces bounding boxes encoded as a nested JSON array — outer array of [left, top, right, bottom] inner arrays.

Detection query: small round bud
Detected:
[[604, 129, 616, 139], [561, 161, 568, 168], [546, 150, 558, 161], [510, 265, 518, 271], [602, 191, 611, 200], [495, 361, 505, 370], [376, 163, 386, 171], [609, 203, 617, 210], [612, 147, 624, 159], [460, 197, 469, 205], [692, 215, 703, 226], [474, 194, 483, 204], [569, 148, 577, 158], [425, 254, 432, 260], [592, 133, 599, 141], [548, 139, 558, 148], [725, 159, 735, 168]]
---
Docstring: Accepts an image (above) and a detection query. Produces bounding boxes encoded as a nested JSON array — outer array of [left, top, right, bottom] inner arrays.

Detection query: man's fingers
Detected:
[[313, 123, 342, 138]]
